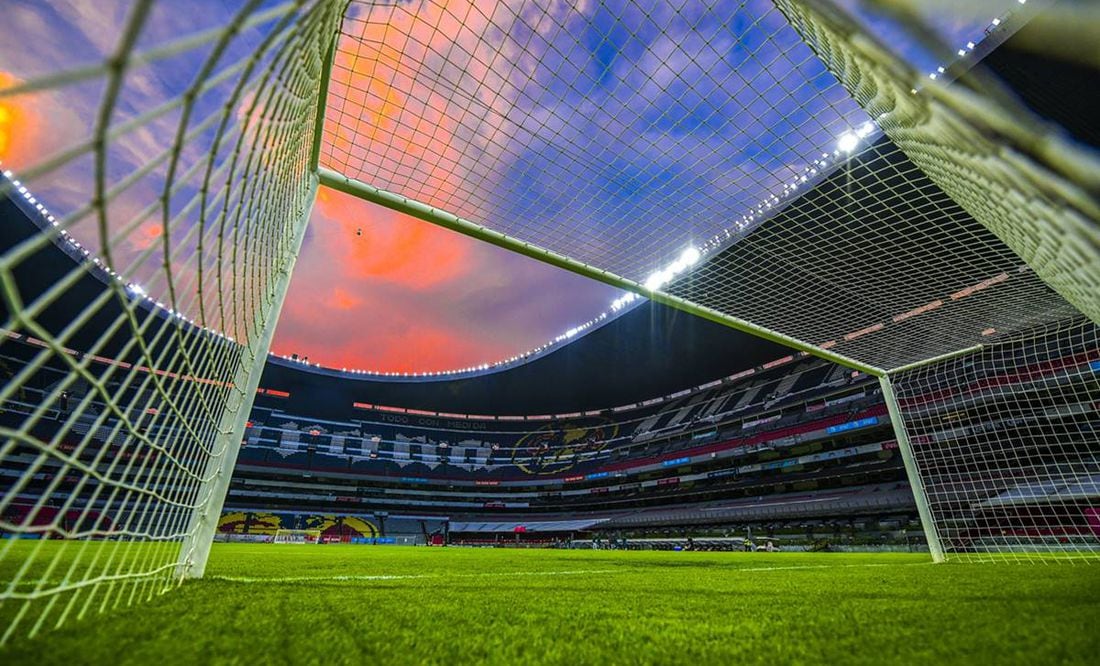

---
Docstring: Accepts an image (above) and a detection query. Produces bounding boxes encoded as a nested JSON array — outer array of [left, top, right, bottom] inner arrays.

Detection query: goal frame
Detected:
[[175, 179, 317, 578]]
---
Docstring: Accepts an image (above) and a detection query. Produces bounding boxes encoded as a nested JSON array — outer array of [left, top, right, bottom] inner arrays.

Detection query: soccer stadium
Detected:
[[0, 0, 1098, 663]]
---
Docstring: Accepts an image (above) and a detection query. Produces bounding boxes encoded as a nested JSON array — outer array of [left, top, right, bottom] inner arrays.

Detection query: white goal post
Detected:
[[273, 529, 323, 545]]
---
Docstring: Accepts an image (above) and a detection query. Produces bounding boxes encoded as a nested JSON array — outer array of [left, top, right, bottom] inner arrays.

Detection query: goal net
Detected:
[[0, 0, 343, 644], [889, 318, 1099, 561], [1, 0, 1098, 647], [325, 0, 1100, 564], [273, 529, 323, 545], [766, 0, 1100, 563]]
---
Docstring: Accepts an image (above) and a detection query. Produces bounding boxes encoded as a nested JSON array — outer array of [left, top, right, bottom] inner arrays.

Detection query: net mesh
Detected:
[[0, 0, 342, 642], [891, 318, 1099, 561], [664, 135, 1081, 371], [318, 0, 1100, 563], [770, 0, 1099, 561], [774, 0, 1100, 328], [321, 0, 872, 281], [273, 529, 322, 544]]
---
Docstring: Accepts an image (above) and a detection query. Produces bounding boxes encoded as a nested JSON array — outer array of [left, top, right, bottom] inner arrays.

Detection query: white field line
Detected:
[[203, 561, 934, 585], [205, 568, 619, 584], [5, 561, 936, 589], [708, 561, 936, 573]]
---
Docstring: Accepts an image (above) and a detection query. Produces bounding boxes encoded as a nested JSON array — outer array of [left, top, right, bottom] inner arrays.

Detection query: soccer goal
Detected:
[[1, 0, 1098, 649], [273, 529, 324, 545]]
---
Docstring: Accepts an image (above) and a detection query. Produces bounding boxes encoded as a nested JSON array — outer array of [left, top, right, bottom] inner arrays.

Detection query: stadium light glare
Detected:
[[644, 270, 668, 291], [680, 246, 701, 267], [837, 132, 859, 153]]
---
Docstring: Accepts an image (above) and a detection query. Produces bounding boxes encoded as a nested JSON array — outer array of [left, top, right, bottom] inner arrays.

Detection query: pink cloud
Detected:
[[324, 1, 590, 214], [271, 187, 621, 373], [3, 3, 623, 374], [311, 187, 470, 290]]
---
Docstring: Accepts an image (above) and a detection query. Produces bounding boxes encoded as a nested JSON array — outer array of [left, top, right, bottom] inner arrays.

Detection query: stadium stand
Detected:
[[3, 133, 1095, 554], [1, 1, 1095, 555]]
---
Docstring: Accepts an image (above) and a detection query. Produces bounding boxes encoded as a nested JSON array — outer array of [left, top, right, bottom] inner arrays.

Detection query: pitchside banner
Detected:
[[826, 416, 878, 434]]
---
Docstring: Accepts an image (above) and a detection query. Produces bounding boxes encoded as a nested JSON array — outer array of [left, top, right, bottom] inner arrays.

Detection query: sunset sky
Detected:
[[0, 0, 1005, 374]]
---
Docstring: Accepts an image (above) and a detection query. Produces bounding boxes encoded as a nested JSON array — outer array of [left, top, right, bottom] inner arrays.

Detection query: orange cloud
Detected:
[[128, 221, 164, 251], [0, 71, 43, 168], [299, 323, 503, 374], [328, 286, 362, 311], [324, 1, 588, 213], [313, 187, 470, 290], [272, 241, 504, 373], [271, 185, 621, 374], [259, 1, 628, 373], [2, 6, 621, 374]]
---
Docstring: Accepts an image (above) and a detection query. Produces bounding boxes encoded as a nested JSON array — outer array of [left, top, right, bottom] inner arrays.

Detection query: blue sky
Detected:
[[0, 0, 1014, 373]]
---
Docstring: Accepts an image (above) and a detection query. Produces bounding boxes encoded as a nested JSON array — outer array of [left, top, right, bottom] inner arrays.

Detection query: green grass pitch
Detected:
[[3, 543, 1098, 664]]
